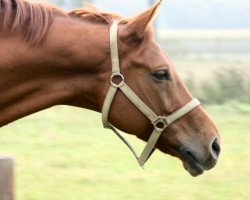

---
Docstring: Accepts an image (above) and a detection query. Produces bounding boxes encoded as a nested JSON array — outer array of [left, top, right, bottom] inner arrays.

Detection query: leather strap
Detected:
[[119, 83, 158, 122], [102, 86, 117, 128], [101, 20, 201, 167], [110, 20, 120, 74], [138, 128, 162, 166]]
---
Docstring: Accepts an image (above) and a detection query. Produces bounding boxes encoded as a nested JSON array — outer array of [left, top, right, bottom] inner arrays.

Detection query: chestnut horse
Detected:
[[0, 0, 220, 176]]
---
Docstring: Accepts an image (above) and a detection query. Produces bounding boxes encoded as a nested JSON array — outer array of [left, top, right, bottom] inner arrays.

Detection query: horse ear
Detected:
[[122, 1, 162, 40]]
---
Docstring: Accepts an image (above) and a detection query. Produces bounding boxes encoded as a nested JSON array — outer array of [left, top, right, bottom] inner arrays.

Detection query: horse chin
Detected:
[[160, 147, 204, 176], [182, 160, 204, 177], [177, 148, 205, 177]]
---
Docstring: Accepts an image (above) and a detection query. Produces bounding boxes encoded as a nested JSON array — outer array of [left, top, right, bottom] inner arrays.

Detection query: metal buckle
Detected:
[[110, 73, 125, 88], [152, 116, 168, 131]]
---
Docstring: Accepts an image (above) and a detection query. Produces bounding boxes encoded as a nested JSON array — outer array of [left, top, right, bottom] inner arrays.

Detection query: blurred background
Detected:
[[50, 0, 250, 105], [0, 0, 249, 199]]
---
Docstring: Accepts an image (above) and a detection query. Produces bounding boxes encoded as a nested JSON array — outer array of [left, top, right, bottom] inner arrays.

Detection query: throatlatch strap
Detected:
[[101, 20, 201, 167], [110, 125, 139, 160]]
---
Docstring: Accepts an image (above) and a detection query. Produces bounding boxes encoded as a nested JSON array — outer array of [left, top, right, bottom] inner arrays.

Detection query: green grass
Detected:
[[0, 102, 250, 200]]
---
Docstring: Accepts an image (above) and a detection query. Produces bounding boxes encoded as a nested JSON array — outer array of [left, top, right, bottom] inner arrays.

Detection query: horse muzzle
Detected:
[[180, 137, 221, 177]]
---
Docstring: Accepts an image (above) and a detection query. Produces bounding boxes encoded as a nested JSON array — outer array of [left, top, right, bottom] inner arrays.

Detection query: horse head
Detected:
[[101, 1, 221, 176]]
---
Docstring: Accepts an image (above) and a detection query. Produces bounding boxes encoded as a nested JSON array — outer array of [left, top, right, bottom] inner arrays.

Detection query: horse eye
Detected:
[[152, 70, 170, 81]]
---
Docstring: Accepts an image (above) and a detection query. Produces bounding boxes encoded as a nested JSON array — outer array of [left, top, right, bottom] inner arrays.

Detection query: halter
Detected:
[[102, 20, 200, 167]]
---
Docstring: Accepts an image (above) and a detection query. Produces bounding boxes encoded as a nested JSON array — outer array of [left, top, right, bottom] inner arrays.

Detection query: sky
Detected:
[[49, 0, 250, 29]]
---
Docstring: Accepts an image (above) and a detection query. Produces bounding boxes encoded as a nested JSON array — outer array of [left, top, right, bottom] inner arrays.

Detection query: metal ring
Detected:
[[110, 73, 125, 88], [152, 117, 168, 131]]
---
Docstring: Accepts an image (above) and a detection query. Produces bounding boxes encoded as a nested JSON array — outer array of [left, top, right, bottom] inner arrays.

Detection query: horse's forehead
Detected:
[[133, 41, 171, 68]]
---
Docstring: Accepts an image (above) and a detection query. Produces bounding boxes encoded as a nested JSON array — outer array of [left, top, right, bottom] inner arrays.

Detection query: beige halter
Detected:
[[102, 20, 200, 167]]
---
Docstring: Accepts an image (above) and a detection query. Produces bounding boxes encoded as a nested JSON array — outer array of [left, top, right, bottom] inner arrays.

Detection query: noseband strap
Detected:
[[102, 20, 200, 167]]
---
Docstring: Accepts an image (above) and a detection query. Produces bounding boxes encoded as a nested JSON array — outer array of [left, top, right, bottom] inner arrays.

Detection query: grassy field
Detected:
[[0, 102, 250, 200]]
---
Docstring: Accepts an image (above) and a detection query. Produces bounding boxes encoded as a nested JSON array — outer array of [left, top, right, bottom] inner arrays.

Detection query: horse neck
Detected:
[[0, 16, 110, 126]]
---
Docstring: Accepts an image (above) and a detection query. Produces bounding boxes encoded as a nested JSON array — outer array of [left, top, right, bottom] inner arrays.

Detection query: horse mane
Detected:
[[68, 3, 123, 24], [0, 0, 59, 44], [69, 3, 153, 49], [0, 0, 152, 46]]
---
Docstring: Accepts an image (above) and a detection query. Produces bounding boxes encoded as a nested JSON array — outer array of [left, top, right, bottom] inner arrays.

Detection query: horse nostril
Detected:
[[211, 138, 221, 159]]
